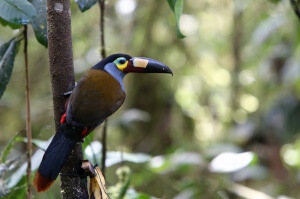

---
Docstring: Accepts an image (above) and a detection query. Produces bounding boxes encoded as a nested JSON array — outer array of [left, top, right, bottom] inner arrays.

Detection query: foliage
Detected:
[[0, 0, 36, 25], [75, 0, 98, 12], [0, 0, 47, 100], [167, 0, 185, 38], [3, 0, 300, 198], [0, 37, 20, 99], [30, 0, 47, 47]]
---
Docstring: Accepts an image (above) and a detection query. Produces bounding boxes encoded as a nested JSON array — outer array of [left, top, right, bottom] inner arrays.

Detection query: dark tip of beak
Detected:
[[144, 58, 173, 76], [162, 65, 173, 76]]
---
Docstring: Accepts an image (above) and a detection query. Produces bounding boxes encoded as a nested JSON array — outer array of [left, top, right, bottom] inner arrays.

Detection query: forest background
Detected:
[[1, 0, 300, 198]]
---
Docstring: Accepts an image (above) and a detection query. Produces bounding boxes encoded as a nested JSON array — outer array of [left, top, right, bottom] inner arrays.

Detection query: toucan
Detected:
[[33, 53, 172, 192]]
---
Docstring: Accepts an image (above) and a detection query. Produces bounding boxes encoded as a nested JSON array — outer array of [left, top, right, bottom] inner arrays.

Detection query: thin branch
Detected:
[[231, 2, 243, 124], [101, 119, 107, 176], [98, 0, 107, 177], [99, 0, 106, 59], [23, 25, 32, 199]]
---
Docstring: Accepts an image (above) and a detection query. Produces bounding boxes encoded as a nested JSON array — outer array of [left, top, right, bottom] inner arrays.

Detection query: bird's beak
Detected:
[[124, 57, 173, 75]]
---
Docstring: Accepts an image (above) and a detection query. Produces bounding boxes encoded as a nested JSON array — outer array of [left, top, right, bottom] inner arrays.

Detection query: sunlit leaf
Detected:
[[16, 136, 52, 151], [0, 0, 36, 25], [150, 152, 204, 173], [84, 140, 102, 165], [84, 141, 151, 166], [0, 37, 20, 99], [167, 0, 185, 38], [209, 152, 255, 173], [30, 0, 47, 47], [106, 151, 151, 167], [75, 0, 98, 12]]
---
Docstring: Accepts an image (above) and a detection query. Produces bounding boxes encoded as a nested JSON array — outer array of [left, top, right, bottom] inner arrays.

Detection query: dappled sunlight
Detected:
[[2, 0, 300, 198], [240, 93, 259, 113], [281, 141, 300, 167], [179, 14, 198, 36], [115, 0, 136, 15]]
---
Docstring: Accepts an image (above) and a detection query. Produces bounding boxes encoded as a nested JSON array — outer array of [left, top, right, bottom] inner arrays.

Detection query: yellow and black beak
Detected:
[[123, 57, 173, 75]]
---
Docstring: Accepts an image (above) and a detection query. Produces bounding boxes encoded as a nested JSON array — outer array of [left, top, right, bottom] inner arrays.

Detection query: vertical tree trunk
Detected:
[[46, 0, 88, 198]]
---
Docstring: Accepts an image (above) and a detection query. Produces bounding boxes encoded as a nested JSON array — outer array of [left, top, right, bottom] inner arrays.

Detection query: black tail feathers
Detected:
[[35, 124, 83, 187]]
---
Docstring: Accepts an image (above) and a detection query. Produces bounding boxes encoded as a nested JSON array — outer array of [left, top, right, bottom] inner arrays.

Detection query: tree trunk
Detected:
[[46, 0, 88, 198]]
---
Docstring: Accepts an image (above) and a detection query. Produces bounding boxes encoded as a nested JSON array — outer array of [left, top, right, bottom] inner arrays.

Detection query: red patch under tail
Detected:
[[33, 171, 55, 192], [60, 113, 67, 124]]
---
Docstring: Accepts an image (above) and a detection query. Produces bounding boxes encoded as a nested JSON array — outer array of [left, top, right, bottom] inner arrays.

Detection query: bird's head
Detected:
[[93, 53, 173, 76]]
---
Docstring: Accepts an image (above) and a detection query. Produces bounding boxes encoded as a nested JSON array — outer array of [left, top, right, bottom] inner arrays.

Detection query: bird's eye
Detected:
[[114, 57, 128, 71], [118, 58, 126, 65]]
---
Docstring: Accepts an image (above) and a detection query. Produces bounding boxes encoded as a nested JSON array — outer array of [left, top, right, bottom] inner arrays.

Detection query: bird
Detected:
[[33, 53, 172, 192]]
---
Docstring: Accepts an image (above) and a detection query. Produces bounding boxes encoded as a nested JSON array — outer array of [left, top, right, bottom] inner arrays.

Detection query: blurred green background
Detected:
[[2, 0, 300, 198]]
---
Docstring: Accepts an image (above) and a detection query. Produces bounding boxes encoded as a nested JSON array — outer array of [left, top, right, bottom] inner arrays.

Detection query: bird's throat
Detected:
[[104, 65, 126, 91]]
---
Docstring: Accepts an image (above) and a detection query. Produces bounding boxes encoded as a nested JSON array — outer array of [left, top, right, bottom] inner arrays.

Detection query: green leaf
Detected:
[[30, 0, 47, 47], [0, 132, 19, 163], [0, 37, 20, 99], [167, 0, 176, 11], [118, 175, 130, 199], [82, 131, 94, 152], [0, 17, 21, 29], [167, 0, 185, 38], [75, 0, 98, 12], [0, 0, 36, 25]]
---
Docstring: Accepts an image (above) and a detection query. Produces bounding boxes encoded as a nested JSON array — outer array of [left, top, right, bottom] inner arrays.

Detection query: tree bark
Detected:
[[46, 0, 88, 198]]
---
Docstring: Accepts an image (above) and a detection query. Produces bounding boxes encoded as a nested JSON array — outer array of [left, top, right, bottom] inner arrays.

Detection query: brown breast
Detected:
[[68, 69, 126, 126]]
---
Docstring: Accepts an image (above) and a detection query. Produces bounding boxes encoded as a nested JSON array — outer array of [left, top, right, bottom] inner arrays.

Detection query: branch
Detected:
[[46, 0, 88, 197], [98, 0, 107, 177], [23, 25, 32, 199], [99, 0, 106, 59], [231, 3, 243, 124]]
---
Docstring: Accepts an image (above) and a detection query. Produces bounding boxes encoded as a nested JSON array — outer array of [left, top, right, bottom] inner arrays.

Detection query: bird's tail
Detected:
[[33, 123, 83, 192]]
